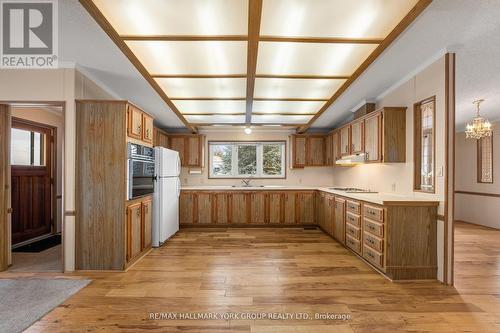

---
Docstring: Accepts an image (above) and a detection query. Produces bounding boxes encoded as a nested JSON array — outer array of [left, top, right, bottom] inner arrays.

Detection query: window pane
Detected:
[[420, 101, 434, 191], [263, 144, 283, 176], [33, 132, 43, 166], [211, 144, 232, 176], [11, 128, 31, 165], [237, 145, 257, 175]]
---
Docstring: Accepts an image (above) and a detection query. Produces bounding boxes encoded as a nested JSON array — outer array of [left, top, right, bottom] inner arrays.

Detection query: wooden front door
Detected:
[[11, 118, 54, 245], [0, 105, 11, 271]]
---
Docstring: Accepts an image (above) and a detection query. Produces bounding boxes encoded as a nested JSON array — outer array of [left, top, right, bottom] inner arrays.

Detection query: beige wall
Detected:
[[331, 56, 448, 281], [11, 107, 65, 234], [0, 67, 114, 271], [455, 127, 500, 229], [181, 129, 335, 187]]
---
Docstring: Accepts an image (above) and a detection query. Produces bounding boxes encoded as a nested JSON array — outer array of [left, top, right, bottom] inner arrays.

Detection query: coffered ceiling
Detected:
[[80, 0, 431, 132]]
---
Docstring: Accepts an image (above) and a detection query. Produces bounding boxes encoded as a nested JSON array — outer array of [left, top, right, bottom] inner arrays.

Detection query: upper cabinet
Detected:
[[364, 112, 382, 162], [126, 104, 154, 146], [167, 134, 205, 168], [291, 135, 326, 168], [340, 126, 350, 157], [350, 120, 364, 154]]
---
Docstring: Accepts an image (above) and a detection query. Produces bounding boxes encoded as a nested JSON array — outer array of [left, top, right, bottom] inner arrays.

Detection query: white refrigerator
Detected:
[[152, 147, 181, 247]]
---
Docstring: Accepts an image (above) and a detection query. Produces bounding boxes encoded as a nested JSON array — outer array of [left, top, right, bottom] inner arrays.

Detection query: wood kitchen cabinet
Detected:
[[297, 192, 315, 224], [364, 113, 382, 162], [179, 192, 194, 224], [291, 135, 306, 168], [291, 135, 325, 168], [332, 131, 340, 164], [334, 198, 346, 244], [268, 193, 282, 224], [195, 193, 213, 224], [283, 192, 296, 224], [142, 198, 152, 249], [214, 193, 229, 224], [126, 196, 153, 263], [308, 136, 326, 166], [324, 134, 333, 166], [230, 193, 248, 224], [250, 192, 266, 223], [350, 120, 364, 154], [340, 125, 351, 156], [126, 104, 154, 145], [168, 134, 205, 168], [76, 100, 153, 271], [153, 127, 169, 148]]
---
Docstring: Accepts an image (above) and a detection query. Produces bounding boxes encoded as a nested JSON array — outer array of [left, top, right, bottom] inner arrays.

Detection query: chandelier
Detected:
[[465, 99, 493, 139]]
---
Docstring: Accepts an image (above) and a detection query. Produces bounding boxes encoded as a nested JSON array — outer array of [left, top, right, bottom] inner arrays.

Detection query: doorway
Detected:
[[1, 103, 65, 272]]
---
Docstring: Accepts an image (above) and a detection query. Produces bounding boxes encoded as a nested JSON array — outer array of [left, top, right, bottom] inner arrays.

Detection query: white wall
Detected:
[[11, 107, 65, 234], [455, 127, 500, 229], [181, 129, 335, 187], [331, 56, 448, 281]]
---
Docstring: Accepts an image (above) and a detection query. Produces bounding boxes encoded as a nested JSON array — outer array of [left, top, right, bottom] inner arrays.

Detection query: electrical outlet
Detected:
[[391, 183, 396, 192], [437, 166, 444, 177], [299, 178, 302, 184]]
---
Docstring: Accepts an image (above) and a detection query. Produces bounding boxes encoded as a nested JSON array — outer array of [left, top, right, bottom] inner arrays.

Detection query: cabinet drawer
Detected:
[[346, 212, 361, 227], [363, 245, 384, 268], [364, 204, 384, 222], [345, 222, 361, 240], [363, 232, 383, 252], [346, 200, 361, 214], [346, 235, 361, 254], [364, 218, 384, 237]]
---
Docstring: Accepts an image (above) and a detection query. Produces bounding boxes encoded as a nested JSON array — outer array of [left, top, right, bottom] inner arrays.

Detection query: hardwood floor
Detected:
[[1, 223, 499, 332]]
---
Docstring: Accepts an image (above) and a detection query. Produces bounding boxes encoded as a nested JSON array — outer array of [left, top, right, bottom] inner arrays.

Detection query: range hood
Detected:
[[335, 153, 366, 166]]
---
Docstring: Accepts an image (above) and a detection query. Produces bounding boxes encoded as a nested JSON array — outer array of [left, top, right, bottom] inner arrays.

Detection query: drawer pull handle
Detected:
[[368, 252, 375, 259]]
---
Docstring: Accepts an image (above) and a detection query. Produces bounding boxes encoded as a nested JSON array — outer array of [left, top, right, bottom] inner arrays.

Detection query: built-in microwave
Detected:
[[127, 143, 155, 200]]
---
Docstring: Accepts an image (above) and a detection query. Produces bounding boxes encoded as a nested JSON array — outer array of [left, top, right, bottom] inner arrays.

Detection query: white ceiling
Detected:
[[59, 0, 500, 131], [314, 0, 500, 130]]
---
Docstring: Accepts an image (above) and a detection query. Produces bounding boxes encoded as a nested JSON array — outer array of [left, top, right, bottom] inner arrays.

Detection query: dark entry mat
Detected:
[[13, 234, 61, 253]]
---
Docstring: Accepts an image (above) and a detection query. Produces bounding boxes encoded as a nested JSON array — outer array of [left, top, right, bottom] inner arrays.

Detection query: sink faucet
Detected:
[[241, 178, 252, 186]]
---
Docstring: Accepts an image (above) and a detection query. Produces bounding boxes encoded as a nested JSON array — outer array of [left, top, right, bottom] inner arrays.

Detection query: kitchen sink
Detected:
[[329, 187, 378, 193]]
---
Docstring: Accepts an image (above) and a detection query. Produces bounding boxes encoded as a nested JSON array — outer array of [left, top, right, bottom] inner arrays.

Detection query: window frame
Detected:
[[413, 96, 436, 193], [11, 118, 50, 167], [208, 140, 287, 179], [477, 134, 493, 183]]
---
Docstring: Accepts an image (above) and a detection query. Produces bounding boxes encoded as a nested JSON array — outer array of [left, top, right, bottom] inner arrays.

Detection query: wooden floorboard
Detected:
[[1, 223, 499, 332]]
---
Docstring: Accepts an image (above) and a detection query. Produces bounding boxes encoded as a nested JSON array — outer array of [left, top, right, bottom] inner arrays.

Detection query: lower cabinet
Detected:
[[334, 198, 346, 245], [126, 196, 153, 264], [179, 190, 316, 225]]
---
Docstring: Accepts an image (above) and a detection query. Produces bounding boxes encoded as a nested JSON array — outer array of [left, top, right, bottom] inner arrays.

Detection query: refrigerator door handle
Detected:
[[177, 178, 181, 198], [177, 155, 181, 176]]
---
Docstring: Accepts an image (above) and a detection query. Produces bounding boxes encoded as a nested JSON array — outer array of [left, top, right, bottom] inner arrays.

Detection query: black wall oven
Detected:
[[127, 143, 155, 200]]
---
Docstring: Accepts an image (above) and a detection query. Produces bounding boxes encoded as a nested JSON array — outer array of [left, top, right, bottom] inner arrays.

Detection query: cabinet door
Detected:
[[127, 105, 143, 140], [142, 114, 154, 144], [127, 202, 142, 261], [332, 131, 340, 163], [250, 192, 266, 223], [196, 193, 212, 224], [268, 193, 282, 224], [142, 199, 152, 249], [340, 126, 351, 156], [292, 136, 306, 168], [334, 198, 346, 244], [325, 134, 333, 166], [283, 192, 296, 224], [351, 120, 364, 154], [364, 113, 382, 162], [317, 194, 325, 229], [179, 192, 194, 224], [308, 136, 325, 166], [169, 137, 186, 166], [187, 136, 202, 167], [230, 193, 248, 224], [298, 192, 315, 224], [325, 197, 334, 236], [214, 193, 229, 224]]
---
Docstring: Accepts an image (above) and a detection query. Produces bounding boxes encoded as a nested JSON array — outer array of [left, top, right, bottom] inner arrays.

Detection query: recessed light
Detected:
[[244, 127, 252, 134]]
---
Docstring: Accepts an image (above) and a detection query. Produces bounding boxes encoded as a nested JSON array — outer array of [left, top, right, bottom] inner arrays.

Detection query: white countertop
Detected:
[[180, 186, 440, 206]]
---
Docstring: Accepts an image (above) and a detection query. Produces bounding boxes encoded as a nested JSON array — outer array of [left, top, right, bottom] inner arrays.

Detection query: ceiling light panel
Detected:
[[257, 42, 378, 76], [185, 115, 246, 124], [260, 0, 419, 38], [173, 100, 246, 114], [254, 78, 345, 99], [126, 41, 247, 74], [156, 78, 246, 98], [252, 114, 314, 124], [252, 100, 324, 114], [93, 0, 248, 36]]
